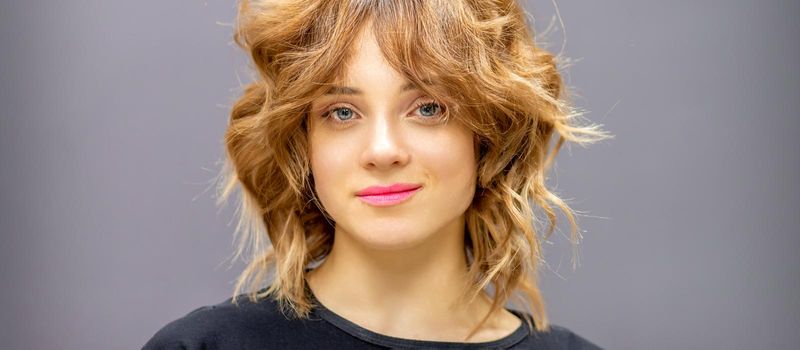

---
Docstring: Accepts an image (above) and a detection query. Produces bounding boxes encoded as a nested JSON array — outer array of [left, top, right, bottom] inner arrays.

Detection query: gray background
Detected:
[[1, 1, 798, 349]]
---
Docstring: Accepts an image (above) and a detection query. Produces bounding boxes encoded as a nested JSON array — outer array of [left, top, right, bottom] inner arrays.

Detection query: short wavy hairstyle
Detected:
[[217, 0, 610, 337]]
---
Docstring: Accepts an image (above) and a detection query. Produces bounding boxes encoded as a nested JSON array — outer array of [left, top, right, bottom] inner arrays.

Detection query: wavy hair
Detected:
[[217, 0, 611, 338]]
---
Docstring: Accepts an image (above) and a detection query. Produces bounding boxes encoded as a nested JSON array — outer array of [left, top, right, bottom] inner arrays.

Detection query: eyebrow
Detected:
[[324, 82, 419, 95]]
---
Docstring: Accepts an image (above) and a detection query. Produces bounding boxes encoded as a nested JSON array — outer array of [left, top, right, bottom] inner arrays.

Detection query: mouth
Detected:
[[355, 183, 422, 207]]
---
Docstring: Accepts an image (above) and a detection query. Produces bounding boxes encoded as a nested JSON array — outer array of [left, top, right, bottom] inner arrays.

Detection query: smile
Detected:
[[355, 184, 422, 207]]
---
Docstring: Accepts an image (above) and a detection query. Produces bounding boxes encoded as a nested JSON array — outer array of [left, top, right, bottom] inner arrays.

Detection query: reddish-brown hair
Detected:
[[217, 0, 611, 339]]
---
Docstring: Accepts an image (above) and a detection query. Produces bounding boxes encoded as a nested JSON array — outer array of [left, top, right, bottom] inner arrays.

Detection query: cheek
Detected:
[[412, 124, 477, 198], [309, 130, 354, 212]]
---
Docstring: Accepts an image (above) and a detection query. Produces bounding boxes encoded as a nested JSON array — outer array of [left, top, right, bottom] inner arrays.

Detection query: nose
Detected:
[[360, 114, 410, 170]]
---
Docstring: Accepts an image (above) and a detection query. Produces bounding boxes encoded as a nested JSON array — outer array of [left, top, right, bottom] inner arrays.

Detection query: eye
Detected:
[[330, 107, 355, 121], [321, 105, 360, 125], [418, 103, 439, 117], [411, 100, 446, 121]]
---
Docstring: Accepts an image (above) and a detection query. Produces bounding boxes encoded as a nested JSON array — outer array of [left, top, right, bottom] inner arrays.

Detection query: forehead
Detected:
[[320, 25, 413, 95], [311, 19, 445, 100], [341, 26, 397, 81]]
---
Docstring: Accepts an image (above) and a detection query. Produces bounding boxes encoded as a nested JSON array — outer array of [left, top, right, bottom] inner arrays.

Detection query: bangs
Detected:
[[289, 0, 466, 101], [370, 0, 481, 101], [365, 0, 537, 134], [240, 0, 538, 123]]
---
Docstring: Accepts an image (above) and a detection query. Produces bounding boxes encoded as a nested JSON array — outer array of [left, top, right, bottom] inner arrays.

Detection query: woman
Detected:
[[144, 0, 610, 348]]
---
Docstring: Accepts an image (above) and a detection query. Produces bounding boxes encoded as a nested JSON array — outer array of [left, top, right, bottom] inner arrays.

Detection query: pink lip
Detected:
[[356, 183, 422, 207]]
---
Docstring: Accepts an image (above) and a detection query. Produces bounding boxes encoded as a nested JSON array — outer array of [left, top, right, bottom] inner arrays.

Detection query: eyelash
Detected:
[[320, 99, 447, 126]]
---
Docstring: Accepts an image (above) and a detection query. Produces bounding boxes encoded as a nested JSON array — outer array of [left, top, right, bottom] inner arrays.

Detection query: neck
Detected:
[[305, 215, 509, 340]]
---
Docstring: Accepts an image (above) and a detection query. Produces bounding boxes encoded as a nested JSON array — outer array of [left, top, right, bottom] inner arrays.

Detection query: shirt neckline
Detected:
[[304, 280, 530, 349]]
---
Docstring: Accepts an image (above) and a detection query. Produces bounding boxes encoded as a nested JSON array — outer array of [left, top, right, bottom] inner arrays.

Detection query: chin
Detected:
[[346, 222, 434, 251]]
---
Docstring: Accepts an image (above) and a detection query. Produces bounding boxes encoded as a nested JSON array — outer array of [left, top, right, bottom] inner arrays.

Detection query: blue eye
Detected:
[[331, 107, 354, 121], [418, 103, 441, 117]]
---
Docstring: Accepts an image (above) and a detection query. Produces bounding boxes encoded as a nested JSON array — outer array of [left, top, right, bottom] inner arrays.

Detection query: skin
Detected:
[[305, 24, 521, 342]]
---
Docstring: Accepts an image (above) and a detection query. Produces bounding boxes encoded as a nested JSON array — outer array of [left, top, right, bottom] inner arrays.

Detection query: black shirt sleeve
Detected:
[[142, 305, 221, 350]]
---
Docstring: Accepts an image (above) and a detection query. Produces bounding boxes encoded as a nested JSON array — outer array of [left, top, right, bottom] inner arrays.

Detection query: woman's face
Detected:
[[307, 28, 477, 250]]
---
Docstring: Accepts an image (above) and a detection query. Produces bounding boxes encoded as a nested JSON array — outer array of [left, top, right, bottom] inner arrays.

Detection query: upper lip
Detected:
[[355, 183, 422, 196]]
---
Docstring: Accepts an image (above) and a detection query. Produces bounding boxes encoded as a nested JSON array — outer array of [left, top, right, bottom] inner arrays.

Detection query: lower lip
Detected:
[[357, 188, 421, 207]]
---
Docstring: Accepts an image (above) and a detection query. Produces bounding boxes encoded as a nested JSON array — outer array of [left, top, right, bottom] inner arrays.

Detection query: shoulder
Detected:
[[515, 323, 603, 350], [142, 293, 308, 350]]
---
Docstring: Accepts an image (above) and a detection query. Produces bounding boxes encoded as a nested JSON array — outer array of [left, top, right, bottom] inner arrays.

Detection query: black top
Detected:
[[143, 287, 602, 350]]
